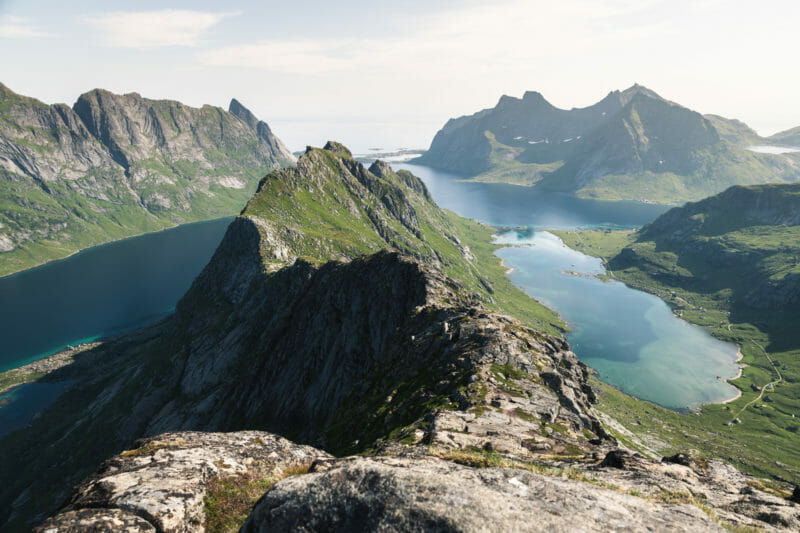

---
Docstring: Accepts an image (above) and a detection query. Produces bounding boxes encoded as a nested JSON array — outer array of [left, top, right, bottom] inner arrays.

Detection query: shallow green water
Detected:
[[398, 163, 740, 408]]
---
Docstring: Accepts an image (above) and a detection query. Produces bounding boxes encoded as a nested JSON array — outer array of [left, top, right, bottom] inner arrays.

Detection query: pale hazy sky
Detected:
[[1, 0, 798, 151]]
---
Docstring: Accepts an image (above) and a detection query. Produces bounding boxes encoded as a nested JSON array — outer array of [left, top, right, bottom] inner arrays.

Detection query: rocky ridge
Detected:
[[0, 82, 295, 275], [5, 144, 799, 531]]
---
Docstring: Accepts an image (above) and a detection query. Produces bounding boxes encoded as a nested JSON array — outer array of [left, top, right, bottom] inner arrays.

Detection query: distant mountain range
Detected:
[[416, 85, 800, 204], [0, 83, 295, 276]]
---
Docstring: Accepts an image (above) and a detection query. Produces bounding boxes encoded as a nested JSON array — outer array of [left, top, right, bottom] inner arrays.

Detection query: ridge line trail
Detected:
[[729, 340, 783, 423]]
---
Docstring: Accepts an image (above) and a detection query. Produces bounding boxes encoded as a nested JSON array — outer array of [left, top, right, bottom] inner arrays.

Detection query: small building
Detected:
[[751, 384, 762, 392]]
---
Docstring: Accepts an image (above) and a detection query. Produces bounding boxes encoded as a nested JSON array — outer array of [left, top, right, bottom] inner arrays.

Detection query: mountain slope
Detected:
[[417, 85, 800, 203], [552, 183, 800, 483], [769, 125, 800, 146], [0, 82, 295, 276], [0, 142, 577, 529], [620, 183, 800, 336]]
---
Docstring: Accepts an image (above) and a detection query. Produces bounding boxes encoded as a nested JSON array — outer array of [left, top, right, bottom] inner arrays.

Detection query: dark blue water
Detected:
[[0, 381, 74, 439], [0, 217, 233, 372], [397, 163, 741, 408], [396, 163, 669, 228]]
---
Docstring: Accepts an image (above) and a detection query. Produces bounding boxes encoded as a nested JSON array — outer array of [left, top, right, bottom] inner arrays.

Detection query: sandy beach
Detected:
[[720, 347, 744, 404]]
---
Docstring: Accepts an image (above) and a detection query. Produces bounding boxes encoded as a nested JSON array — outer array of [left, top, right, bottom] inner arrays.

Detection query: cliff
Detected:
[[0, 82, 295, 275], [416, 85, 800, 203]]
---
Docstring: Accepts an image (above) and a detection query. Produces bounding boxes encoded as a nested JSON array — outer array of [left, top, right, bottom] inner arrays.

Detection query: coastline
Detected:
[[499, 257, 516, 275], [0, 343, 99, 395]]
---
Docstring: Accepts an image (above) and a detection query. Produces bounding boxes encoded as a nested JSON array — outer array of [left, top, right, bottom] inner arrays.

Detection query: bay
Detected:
[[397, 163, 741, 408]]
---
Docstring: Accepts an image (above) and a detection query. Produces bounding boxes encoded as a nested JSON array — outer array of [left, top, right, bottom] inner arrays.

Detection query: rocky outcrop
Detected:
[[244, 455, 722, 532], [0, 82, 295, 275], [34, 431, 329, 533], [40, 431, 800, 532]]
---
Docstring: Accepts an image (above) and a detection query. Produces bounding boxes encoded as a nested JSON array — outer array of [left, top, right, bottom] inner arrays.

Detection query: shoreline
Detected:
[[498, 257, 516, 275], [719, 348, 745, 405], [0, 342, 100, 395]]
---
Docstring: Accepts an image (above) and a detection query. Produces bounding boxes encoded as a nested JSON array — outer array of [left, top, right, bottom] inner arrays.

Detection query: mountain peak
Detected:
[[619, 84, 664, 105], [323, 140, 352, 158], [229, 98, 259, 130]]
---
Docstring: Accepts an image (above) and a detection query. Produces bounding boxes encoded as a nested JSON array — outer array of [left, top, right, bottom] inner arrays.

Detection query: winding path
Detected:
[[728, 340, 783, 423]]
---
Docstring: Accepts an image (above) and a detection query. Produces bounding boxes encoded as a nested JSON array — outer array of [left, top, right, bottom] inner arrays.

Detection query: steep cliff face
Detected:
[[0, 82, 294, 275], [417, 85, 800, 203]]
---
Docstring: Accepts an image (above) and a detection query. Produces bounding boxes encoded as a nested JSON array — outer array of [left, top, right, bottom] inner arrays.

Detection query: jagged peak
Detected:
[[369, 159, 393, 178], [229, 98, 259, 130], [522, 90, 552, 105], [496, 91, 555, 110], [322, 140, 353, 159]]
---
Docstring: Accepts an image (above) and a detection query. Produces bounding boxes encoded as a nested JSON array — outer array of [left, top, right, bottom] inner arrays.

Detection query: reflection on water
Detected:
[[496, 230, 740, 409], [397, 163, 740, 409]]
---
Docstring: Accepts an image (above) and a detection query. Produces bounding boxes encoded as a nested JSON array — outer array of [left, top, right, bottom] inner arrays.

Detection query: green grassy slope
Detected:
[[242, 143, 564, 334]]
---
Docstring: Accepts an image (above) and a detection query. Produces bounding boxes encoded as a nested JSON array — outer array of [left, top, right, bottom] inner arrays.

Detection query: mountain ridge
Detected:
[[416, 85, 800, 203], [0, 82, 295, 275]]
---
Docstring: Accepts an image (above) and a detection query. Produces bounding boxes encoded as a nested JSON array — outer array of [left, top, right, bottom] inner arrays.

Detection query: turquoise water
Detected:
[[0, 217, 233, 372], [495, 231, 739, 409], [397, 163, 741, 409]]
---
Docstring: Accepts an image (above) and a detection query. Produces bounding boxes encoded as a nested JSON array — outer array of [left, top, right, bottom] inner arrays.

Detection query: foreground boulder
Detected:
[[243, 455, 721, 532], [34, 432, 329, 533]]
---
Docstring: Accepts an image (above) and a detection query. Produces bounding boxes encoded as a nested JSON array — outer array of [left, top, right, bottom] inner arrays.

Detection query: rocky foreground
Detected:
[[37, 430, 800, 532]]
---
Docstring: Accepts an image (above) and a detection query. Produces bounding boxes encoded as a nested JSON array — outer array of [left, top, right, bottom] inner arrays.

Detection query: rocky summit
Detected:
[[4, 144, 799, 532], [0, 82, 295, 275]]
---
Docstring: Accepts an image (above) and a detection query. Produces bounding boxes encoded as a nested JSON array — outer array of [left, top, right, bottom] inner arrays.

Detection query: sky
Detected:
[[1, 0, 798, 152]]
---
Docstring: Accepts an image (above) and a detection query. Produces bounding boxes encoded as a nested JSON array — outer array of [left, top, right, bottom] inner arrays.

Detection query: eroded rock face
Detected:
[[0, 82, 295, 273], [587, 450, 800, 532], [33, 431, 330, 533], [242, 455, 723, 533]]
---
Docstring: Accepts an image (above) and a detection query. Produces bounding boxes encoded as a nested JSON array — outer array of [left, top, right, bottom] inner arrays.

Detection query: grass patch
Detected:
[[204, 463, 313, 532]]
